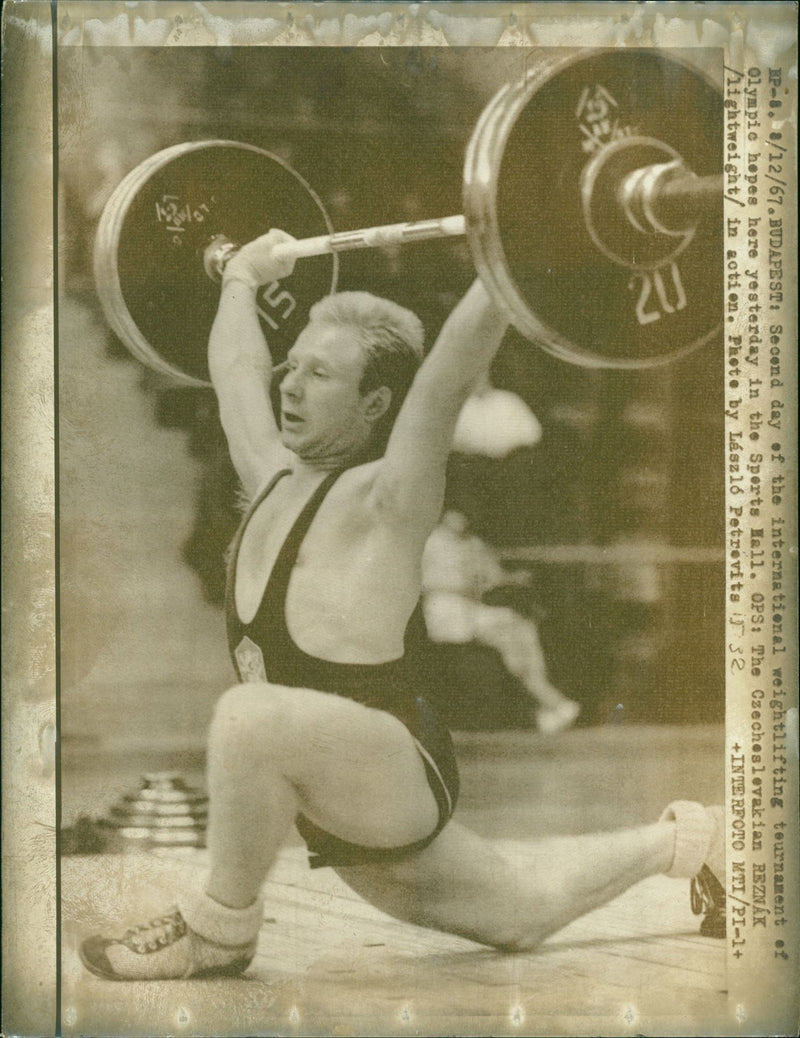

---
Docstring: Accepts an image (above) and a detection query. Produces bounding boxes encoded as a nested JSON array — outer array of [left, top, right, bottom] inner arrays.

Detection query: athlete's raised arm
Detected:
[[373, 279, 509, 529], [208, 230, 296, 499]]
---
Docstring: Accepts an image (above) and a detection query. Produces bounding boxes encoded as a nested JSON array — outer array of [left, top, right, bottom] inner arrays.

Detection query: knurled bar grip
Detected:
[[272, 214, 467, 261]]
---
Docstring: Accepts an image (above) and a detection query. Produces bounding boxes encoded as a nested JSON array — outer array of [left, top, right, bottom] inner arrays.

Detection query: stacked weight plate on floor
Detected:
[[100, 772, 209, 850]]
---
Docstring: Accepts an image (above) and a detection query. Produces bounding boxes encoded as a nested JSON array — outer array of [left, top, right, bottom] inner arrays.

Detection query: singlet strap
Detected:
[[265, 470, 343, 599], [247, 468, 293, 519], [225, 468, 292, 623]]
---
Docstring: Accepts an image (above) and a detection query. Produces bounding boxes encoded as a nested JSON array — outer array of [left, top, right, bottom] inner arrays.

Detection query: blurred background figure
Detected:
[[452, 374, 542, 457], [423, 510, 580, 735]]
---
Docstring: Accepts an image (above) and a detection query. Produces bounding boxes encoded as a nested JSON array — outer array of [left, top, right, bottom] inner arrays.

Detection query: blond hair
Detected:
[[308, 292, 425, 454]]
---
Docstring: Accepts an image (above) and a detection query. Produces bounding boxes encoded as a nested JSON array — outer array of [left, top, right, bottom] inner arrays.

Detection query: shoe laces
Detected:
[[121, 909, 187, 954]]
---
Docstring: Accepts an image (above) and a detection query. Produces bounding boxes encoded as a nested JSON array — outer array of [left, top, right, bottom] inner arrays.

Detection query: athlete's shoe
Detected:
[[659, 801, 725, 939], [690, 804, 725, 938], [79, 908, 257, 981], [691, 864, 726, 938]]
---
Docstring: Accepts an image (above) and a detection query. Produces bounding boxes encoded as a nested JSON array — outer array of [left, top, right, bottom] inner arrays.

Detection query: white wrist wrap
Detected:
[[179, 885, 264, 946], [659, 800, 713, 878]]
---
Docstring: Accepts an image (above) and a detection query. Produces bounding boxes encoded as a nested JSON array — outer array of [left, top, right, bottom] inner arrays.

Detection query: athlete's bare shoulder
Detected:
[[329, 458, 436, 544]]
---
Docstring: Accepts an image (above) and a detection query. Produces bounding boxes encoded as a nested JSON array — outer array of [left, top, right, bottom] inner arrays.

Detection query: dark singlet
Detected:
[[225, 468, 459, 868]]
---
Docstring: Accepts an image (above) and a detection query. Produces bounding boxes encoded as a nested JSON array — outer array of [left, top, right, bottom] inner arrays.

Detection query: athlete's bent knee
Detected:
[[209, 683, 298, 762], [447, 912, 544, 953], [487, 928, 545, 954]]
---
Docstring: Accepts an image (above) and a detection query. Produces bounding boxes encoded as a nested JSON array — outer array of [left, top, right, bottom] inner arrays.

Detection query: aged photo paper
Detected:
[[2, 2, 797, 1036]]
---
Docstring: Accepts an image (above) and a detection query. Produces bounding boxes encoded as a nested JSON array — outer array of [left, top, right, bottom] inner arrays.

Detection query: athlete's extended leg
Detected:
[[80, 682, 441, 980], [338, 801, 723, 951]]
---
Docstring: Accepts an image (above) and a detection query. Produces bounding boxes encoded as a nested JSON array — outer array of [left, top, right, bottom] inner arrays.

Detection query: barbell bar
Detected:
[[94, 49, 723, 386], [205, 158, 721, 269]]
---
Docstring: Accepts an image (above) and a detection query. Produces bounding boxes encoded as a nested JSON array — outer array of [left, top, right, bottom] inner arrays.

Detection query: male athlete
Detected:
[[80, 230, 724, 980]]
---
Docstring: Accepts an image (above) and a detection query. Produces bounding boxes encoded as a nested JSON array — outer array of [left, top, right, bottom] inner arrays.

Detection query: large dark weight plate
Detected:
[[95, 141, 337, 386], [466, 50, 722, 368]]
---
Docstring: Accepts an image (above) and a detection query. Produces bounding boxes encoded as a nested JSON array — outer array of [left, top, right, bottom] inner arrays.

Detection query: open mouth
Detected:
[[281, 410, 303, 427]]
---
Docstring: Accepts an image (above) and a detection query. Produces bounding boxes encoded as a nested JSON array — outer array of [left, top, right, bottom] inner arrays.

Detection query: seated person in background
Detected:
[[422, 510, 580, 734]]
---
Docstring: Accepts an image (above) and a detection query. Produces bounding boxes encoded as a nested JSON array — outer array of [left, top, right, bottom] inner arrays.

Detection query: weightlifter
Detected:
[[80, 230, 724, 980]]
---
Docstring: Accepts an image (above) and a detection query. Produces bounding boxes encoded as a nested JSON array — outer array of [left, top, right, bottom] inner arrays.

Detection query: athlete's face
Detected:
[[279, 323, 389, 464]]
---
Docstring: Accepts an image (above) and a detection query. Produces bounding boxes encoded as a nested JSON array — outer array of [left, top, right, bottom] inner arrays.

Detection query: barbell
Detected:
[[94, 49, 723, 386]]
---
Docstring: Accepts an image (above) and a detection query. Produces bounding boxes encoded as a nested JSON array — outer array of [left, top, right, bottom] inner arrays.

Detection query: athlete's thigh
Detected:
[[334, 820, 521, 945], [246, 682, 441, 848]]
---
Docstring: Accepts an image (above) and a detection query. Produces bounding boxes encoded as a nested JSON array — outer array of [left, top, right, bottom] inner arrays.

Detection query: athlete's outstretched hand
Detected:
[[223, 228, 297, 289]]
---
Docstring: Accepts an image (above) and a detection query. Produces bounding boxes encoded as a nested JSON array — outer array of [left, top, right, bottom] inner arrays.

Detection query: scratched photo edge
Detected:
[[1, 3, 797, 1036]]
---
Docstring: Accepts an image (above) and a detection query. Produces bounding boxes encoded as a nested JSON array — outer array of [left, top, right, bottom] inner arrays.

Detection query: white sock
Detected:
[[179, 883, 264, 946], [658, 800, 714, 878]]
